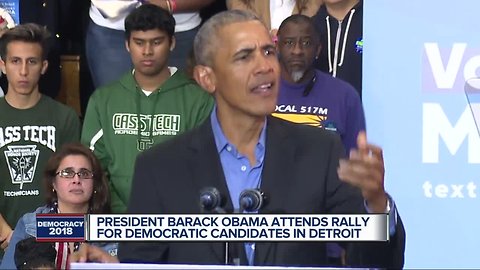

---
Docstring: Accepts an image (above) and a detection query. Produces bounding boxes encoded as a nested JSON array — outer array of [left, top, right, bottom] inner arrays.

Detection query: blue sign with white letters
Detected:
[[36, 214, 85, 242], [0, 0, 19, 26], [364, 1, 480, 268]]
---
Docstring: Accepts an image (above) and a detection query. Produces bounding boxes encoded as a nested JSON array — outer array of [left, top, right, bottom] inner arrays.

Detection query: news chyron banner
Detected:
[[86, 214, 388, 242], [34, 213, 389, 242], [363, 1, 480, 268]]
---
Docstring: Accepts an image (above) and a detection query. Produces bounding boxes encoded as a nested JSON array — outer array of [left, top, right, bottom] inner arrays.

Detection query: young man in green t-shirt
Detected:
[[0, 23, 80, 259]]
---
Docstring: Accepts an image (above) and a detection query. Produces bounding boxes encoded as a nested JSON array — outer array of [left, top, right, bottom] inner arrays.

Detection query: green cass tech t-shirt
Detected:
[[0, 95, 80, 231]]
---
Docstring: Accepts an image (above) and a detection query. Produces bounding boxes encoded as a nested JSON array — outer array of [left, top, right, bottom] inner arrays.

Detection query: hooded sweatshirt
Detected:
[[312, 0, 363, 97], [81, 69, 214, 213]]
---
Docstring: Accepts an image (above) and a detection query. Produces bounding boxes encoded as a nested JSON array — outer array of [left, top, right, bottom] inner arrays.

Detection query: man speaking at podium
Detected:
[[112, 9, 405, 269]]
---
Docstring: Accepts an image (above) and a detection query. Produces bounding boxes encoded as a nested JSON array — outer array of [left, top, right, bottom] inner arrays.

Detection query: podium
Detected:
[[71, 263, 355, 270]]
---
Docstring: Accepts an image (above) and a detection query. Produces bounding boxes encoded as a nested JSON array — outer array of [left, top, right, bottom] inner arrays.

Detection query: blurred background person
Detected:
[[14, 237, 56, 270], [312, 0, 363, 97], [226, 0, 323, 40], [0, 143, 116, 269]]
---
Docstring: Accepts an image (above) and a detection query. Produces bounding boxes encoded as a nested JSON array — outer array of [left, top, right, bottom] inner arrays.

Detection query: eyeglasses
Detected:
[[56, 168, 94, 179]]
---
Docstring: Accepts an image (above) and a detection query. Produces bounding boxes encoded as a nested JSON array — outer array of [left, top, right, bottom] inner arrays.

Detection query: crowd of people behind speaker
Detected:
[[0, 0, 363, 111], [0, 0, 225, 114]]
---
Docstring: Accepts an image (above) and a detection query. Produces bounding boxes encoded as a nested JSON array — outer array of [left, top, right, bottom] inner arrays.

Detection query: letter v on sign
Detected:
[[424, 43, 466, 89]]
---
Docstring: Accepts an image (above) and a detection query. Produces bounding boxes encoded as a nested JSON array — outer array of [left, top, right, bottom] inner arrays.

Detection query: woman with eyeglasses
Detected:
[[0, 143, 117, 269]]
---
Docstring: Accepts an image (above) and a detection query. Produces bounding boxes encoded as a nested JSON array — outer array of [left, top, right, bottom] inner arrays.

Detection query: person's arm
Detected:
[[226, 0, 251, 11], [0, 217, 26, 269], [344, 87, 365, 153], [146, 0, 215, 13], [81, 96, 111, 171], [302, 0, 324, 17], [117, 150, 169, 263], [81, 96, 118, 209], [0, 214, 12, 251], [336, 131, 406, 268], [70, 243, 119, 264], [62, 108, 81, 144], [188, 87, 214, 129], [337, 131, 387, 213]]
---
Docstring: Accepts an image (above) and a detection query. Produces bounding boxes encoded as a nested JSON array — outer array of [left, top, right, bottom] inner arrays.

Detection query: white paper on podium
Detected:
[[71, 262, 358, 270]]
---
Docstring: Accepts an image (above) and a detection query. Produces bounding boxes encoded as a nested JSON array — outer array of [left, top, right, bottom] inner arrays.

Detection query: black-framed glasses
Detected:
[[56, 168, 94, 179]]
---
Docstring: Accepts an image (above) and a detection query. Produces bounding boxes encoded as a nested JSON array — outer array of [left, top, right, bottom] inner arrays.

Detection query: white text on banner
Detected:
[[86, 214, 388, 242]]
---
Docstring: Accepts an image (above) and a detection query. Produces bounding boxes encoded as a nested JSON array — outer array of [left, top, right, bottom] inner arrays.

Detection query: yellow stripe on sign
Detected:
[[271, 113, 325, 128]]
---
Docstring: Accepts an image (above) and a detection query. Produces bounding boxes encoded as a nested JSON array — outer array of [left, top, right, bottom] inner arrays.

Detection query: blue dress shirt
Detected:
[[210, 109, 266, 265]]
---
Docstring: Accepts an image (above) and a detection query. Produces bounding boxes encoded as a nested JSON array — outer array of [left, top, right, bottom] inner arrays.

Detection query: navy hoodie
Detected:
[[312, 0, 363, 98]]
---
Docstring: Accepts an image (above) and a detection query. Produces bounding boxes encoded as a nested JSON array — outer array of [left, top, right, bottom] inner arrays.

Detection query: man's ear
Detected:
[[315, 43, 322, 60], [41, 60, 48, 75], [125, 40, 130, 52], [0, 59, 5, 75], [170, 36, 176, 52], [275, 40, 280, 56], [193, 65, 216, 94]]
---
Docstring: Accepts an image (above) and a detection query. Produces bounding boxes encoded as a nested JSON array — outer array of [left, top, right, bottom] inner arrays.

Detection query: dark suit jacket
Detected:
[[118, 116, 405, 268]]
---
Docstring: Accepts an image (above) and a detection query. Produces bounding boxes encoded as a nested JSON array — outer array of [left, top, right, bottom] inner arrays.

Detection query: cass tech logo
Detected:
[[4, 145, 39, 189], [112, 113, 181, 136]]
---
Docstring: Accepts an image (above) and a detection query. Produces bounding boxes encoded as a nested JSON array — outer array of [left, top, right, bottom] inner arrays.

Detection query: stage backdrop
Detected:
[[364, 1, 480, 268]]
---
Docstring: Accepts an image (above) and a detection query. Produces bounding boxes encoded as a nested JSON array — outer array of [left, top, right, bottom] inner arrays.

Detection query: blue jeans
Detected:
[[86, 20, 133, 89], [169, 26, 199, 70]]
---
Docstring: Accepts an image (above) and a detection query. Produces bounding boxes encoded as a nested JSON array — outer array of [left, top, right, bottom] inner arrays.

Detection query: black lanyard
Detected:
[[302, 75, 317, 97]]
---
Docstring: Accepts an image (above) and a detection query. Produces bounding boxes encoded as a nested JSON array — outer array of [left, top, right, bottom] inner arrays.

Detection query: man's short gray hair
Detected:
[[194, 10, 262, 66]]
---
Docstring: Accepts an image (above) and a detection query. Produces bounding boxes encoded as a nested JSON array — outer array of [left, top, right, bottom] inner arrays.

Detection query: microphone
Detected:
[[234, 189, 268, 265], [199, 187, 225, 213], [199, 187, 231, 265], [239, 189, 267, 212]]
